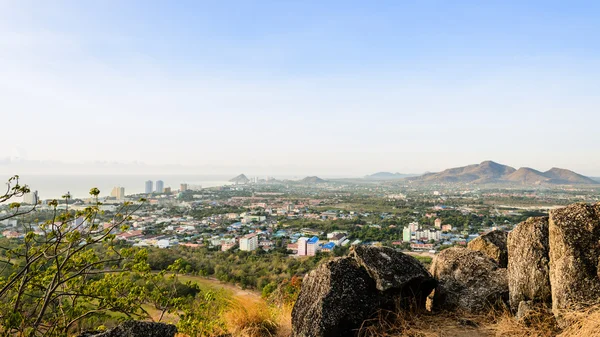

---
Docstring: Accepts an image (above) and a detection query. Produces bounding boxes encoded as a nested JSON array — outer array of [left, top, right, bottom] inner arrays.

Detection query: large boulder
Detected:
[[78, 321, 177, 337], [291, 246, 437, 337], [549, 203, 600, 317], [350, 245, 437, 309], [291, 257, 381, 337], [467, 230, 508, 268], [507, 217, 551, 311], [429, 247, 508, 313]]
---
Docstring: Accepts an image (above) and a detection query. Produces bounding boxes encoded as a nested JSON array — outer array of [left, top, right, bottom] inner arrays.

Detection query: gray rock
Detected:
[[78, 321, 177, 337], [350, 245, 437, 309], [291, 257, 380, 337], [291, 246, 437, 337], [429, 247, 508, 313], [467, 230, 508, 268], [548, 203, 600, 319], [507, 217, 551, 311]]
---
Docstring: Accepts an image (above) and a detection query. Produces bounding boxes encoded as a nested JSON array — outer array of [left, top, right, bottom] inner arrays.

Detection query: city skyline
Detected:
[[2, 1, 599, 175]]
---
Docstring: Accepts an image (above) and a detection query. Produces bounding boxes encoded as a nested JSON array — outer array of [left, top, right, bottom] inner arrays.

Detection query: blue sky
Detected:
[[1, 1, 599, 176]]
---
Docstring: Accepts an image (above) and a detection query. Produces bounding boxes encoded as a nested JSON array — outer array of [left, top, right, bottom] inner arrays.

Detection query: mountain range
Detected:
[[407, 161, 597, 185]]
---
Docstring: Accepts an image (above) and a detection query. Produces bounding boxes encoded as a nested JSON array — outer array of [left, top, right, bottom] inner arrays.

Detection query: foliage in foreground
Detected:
[[0, 176, 198, 336]]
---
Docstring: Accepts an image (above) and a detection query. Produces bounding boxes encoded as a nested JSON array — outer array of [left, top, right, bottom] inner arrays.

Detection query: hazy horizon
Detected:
[[2, 1, 599, 176]]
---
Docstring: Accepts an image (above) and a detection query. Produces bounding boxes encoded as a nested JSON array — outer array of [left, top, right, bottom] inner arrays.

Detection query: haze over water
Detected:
[[6, 175, 233, 200]]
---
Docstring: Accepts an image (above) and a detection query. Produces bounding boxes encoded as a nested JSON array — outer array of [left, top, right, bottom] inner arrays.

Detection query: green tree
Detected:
[[0, 177, 150, 336]]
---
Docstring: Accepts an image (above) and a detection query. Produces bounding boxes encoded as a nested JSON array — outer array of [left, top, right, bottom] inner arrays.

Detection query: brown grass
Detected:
[[557, 304, 600, 337], [223, 299, 280, 337], [357, 309, 494, 337], [488, 306, 558, 337]]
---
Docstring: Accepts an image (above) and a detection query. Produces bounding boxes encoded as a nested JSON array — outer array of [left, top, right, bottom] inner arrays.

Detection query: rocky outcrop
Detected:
[[467, 230, 508, 268], [291, 257, 381, 337], [78, 321, 177, 337], [549, 203, 600, 316], [429, 247, 508, 313], [507, 217, 551, 310], [291, 246, 436, 337], [350, 245, 437, 309]]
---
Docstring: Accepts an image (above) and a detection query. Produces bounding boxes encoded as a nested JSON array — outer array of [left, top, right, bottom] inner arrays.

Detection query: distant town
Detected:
[[3, 168, 599, 258]]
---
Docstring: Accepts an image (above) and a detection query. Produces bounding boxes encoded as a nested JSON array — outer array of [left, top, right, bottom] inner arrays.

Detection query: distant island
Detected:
[[229, 174, 250, 184], [407, 160, 597, 185]]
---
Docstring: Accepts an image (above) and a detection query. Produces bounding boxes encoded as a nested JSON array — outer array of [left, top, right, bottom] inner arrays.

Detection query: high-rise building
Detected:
[[164, 187, 172, 194], [23, 191, 38, 205], [145, 180, 153, 194], [239, 233, 258, 251], [156, 180, 164, 193], [306, 236, 320, 256], [403, 226, 411, 242], [297, 237, 308, 256], [111, 187, 125, 199], [180, 183, 188, 192]]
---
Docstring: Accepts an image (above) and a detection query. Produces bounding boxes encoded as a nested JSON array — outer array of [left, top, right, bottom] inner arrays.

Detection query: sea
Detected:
[[2, 174, 234, 200]]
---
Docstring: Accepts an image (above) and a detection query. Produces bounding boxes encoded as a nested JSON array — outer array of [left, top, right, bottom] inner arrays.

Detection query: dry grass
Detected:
[[557, 304, 600, 337], [272, 304, 292, 337], [356, 309, 494, 337], [488, 306, 558, 337], [223, 299, 280, 337]]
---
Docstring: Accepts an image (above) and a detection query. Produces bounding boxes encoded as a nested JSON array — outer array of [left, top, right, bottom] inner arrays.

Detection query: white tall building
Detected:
[[297, 237, 308, 256], [23, 191, 38, 205], [156, 180, 164, 193], [239, 233, 258, 251], [145, 180, 153, 194], [414, 229, 442, 242]]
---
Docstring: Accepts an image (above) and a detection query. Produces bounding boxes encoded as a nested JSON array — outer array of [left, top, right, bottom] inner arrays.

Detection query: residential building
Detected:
[[321, 242, 335, 252], [306, 236, 319, 256], [434, 218, 442, 229], [297, 237, 308, 256], [145, 180, 153, 194], [414, 229, 442, 242], [22, 190, 38, 204], [239, 233, 258, 251], [402, 226, 411, 242], [328, 232, 346, 246], [180, 183, 188, 192], [156, 180, 164, 193], [164, 187, 172, 194], [111, 186, 125, 200], [442, 224, 453, 232]]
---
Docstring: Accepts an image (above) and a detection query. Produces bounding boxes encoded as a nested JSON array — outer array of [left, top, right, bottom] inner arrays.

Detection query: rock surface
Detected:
[[507, 217, 551, 310], [548, 203, 600, 316], [429, 247, 508, 313], [291, 257, 380, 337], [291, 246, 437, 337], [78, 321, 177, 337], [350, 245, 437, 309], [467, 230, 508, 268]]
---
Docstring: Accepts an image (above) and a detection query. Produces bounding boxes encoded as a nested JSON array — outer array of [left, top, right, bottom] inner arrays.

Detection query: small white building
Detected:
[[157, 239, 171, 248]]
